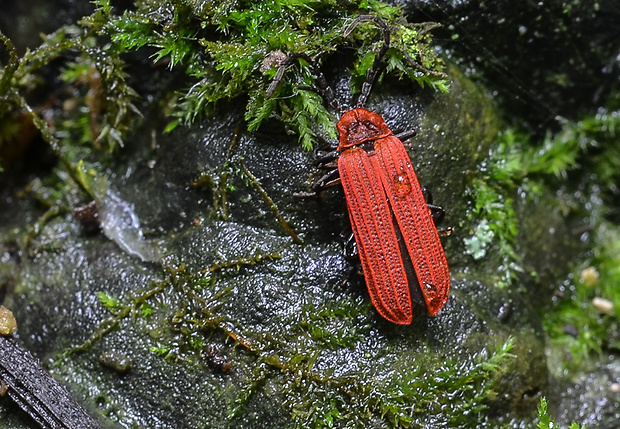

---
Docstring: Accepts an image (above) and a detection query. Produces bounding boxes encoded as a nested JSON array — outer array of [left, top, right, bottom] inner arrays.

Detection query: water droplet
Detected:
[[393, 170, 412, 198]]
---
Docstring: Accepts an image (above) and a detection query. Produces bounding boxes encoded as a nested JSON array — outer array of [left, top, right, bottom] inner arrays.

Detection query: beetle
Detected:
[[267, 16, 450, 324]]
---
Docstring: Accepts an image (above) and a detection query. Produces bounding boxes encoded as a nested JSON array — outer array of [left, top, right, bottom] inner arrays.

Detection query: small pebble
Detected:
[[592, 297, 613, 314], [98, 351, 131, 373], [0, 306, 17, 335], [579, 266, 599, 288]]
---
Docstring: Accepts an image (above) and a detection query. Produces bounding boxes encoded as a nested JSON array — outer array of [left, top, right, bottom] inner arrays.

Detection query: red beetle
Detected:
[[268, 16, 450, 324]]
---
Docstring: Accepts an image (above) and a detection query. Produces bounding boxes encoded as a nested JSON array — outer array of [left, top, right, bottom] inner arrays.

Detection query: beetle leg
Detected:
[[421, 186, 447, 226], [293, 167, 341, 198], [394, 129, 417, 142]]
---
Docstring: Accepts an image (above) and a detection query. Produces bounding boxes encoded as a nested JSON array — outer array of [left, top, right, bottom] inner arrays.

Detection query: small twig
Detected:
[[216, 126, 243, 219], [0, 335, 101, 428], [235, 158, 303, 244]]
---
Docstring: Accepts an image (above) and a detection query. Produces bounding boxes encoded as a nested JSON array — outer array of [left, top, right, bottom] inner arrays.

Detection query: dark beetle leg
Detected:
[[293, 167, 341, 198], [394, 129, 417, 142]]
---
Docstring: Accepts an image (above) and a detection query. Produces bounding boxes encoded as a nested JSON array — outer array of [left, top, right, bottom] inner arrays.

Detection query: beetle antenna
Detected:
[[344, 15, 390, 108], [266, 53, 342, 113]]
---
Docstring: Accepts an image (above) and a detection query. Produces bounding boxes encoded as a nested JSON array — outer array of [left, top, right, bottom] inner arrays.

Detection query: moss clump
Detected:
[[537, 397, 582, 429], [100, 0, 447, 149], [545, 221, 620, 370], [1, 1, 448, 171], [465, 109, 620, 287], [465, 107, 620, 369]]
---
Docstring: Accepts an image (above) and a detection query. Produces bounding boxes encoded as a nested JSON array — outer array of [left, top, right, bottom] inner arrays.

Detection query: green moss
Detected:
[[210, 252, 282, 272], [56, 281, 167, 361], [93, 0, 446, 148], [272, 336, 516, 428], [537, 397, 582, 429], [545, 221, 620, 370], [170, 262, 518, 427], [300, 300, 368, 348], [466, 106, 620, 369], [234, 157, 303, 243], [71, 244, 519, 427], [97, 291, 121, 310], [59, 50, 140, 151], [464, 111, 616, 287], [1, 27, 138, 158], [464, 129, 529, 287]]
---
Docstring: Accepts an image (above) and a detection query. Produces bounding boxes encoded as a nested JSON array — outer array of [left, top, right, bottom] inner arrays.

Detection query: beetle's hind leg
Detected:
[[421, 186, 454, 235]]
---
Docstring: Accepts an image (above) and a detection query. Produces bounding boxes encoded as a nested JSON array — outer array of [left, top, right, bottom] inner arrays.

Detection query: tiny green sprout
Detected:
[[537, 397, 583, 429], [97, 291, 120, 310], [149, 343, 171, 357], [140, 303, 154, 317]]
